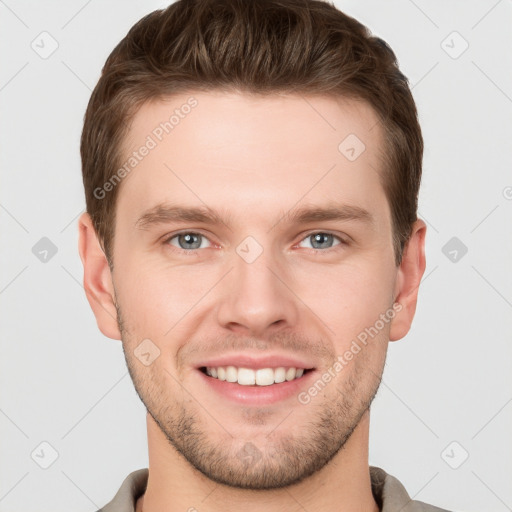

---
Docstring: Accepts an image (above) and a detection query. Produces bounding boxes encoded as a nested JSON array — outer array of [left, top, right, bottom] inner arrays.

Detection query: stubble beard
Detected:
[[116, 303, 385, 490]]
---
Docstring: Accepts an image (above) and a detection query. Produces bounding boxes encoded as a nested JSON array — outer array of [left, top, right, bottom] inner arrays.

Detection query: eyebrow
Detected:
[[135, 202, 375, 231]]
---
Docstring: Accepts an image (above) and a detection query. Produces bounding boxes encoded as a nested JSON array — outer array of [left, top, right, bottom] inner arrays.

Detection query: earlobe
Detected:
[[77, 212, 122, 340], [389, 219, 427, 342]]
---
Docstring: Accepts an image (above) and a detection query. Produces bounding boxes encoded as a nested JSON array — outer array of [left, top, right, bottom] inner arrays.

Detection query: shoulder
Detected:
[[96, 468, 149, 512], [370, 466, 453, 512]]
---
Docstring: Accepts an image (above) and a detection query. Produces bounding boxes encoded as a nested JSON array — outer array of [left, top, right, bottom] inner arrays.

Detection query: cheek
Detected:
[[114, 260, 214, 337], [302, 258, 395, 341], [112, 262, 163, 336]]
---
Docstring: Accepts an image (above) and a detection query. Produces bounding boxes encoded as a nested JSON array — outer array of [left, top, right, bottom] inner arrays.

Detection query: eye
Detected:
[[163, 230, 347, 255], [297, 232, 345, 252], [165, 232, 212, 254]]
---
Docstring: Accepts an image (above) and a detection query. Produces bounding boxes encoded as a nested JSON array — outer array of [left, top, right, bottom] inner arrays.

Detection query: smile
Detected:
[[201, 366, 310, 386]]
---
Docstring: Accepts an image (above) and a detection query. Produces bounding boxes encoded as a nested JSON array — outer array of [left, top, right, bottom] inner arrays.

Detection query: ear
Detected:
[[77, 212, 121, 340], [389, 219, 427, 342]]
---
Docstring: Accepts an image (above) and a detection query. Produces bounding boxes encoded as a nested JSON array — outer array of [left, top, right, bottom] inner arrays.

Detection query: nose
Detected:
[[216, 242, 300, 336]]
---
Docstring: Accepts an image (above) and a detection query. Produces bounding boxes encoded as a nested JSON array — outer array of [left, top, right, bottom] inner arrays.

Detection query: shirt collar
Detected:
[[98, 466, 444, 512]]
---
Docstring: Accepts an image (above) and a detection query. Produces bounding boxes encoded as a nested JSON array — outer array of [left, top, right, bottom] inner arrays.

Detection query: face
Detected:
[[86, 91, 420, 489]]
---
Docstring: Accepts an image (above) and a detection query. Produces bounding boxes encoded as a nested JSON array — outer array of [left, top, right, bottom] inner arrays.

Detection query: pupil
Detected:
[[313, 233, 330, 248], [181, 233, 199, 249]]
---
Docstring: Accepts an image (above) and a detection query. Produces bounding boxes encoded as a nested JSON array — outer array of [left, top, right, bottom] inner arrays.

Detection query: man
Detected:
[[78, 0, 451, 510]]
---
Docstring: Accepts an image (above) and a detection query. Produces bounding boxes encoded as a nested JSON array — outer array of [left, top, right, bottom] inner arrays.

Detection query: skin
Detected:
[[78, 91, 426, 512]]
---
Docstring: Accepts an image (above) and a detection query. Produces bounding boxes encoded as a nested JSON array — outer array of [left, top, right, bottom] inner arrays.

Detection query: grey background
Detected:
[[1, 1, 511, 511]]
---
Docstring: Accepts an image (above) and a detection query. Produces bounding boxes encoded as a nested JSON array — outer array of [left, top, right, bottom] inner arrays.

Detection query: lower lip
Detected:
[[197, 368, 316, 406]]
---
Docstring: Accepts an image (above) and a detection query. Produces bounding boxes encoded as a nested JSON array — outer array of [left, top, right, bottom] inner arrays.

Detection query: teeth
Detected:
[[274, 367, 286, 383], [226, 365, 237, 383], [255, 368, 274, 386], [285, 367, 296, 381], [204, 366, 307, 386], [238, 367, 256, 385]]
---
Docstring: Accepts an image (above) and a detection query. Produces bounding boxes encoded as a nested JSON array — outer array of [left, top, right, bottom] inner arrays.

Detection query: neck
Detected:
[[136, 410, 379, 512]]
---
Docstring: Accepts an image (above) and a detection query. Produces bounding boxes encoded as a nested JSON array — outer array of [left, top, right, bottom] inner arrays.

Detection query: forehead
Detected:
[[117, 91, 388, 228]]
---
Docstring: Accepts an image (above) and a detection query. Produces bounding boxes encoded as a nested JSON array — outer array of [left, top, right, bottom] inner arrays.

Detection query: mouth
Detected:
[[199, 365, 314, 386], [194, 353, 318, 405]]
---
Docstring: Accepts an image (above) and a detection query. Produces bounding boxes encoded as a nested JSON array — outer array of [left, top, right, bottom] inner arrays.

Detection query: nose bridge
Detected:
[[216, 234, 298, 333]]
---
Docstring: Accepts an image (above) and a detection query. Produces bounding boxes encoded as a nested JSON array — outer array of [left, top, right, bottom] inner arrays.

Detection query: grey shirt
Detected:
[[97, 466, 451, 511]]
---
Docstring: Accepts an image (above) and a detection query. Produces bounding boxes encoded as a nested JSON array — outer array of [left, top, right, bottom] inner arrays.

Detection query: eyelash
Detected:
[[162, 231, 348, 256]]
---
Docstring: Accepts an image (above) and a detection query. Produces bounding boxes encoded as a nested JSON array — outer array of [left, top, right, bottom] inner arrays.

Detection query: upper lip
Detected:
[[196, 353, 317, 370]]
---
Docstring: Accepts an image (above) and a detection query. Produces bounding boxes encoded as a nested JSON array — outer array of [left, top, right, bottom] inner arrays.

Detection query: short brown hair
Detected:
[[81, 0, 423, 267]]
